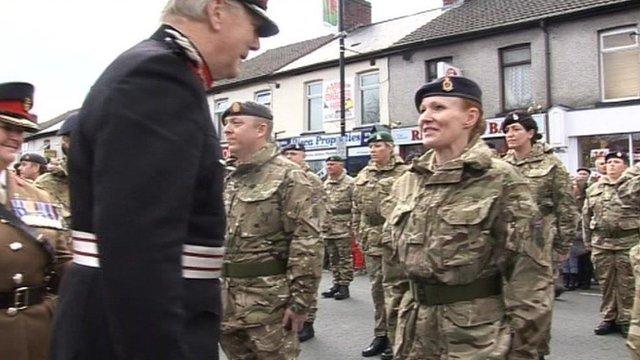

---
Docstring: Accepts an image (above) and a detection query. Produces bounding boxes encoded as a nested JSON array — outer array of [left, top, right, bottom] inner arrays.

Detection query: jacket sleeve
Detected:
[[582, 190, 594, 248], [91, 54, 205, 358], [497, 174, 553, 360], [282, 169, 322, 314], [552, 163, 578, 255], [351, 174, 362, 236]]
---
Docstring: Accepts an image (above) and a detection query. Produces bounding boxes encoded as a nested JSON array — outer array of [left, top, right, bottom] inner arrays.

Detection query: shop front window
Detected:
[[578, 132, 639, 170]]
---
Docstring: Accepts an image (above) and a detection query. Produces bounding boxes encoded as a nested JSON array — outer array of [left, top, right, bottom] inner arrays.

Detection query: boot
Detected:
[[594, 320, 618, 335], [380, 346, 394, 360], [563, 273, 571, 289], [334, 285, 350, 300], [298, 321, 315, 342], [362, 336, 388, 357], [621, 324, 630, 338], [554, 284, 565, 298], [321, 284, 339, 298], [568, 274, 578, 290]]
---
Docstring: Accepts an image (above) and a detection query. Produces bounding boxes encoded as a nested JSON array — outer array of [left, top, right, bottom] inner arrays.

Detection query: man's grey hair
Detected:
[[161, 0, 241, 21]]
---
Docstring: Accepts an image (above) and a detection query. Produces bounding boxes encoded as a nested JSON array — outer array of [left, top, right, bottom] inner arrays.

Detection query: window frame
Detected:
[[254, 89, 272, 108], [425, 56, 453, 82], [599, 25, 640, 102], [358, 70, 380, 125], [213, 98, 229, 141], [499, 43, 533, 112], [306, 81, 323, 131]]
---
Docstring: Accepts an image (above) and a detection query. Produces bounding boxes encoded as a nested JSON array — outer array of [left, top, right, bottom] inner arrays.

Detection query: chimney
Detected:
[[443, 0, 463, 9], [343, 0, 372, 30]]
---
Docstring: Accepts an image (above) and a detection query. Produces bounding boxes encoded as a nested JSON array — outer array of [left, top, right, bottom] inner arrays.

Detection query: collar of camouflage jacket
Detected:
[[234, 142, 279, 173], [327, 169, 346, 183], [410, 135, 493, 185], [367, 155, 405, 172], [503, 142, 553, 165]]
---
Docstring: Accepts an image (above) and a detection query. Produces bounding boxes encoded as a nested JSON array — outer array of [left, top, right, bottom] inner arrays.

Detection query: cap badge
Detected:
[[442, 77, 453, 92], [231, 102, 241, 113], [23, 98, 32, 111], [512, 114, 519, 120]]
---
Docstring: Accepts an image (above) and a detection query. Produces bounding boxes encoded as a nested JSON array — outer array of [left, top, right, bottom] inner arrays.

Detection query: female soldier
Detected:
[[388, 76, 552, 359], [0, 82, 70, 360], [502, 110, 578, 358]]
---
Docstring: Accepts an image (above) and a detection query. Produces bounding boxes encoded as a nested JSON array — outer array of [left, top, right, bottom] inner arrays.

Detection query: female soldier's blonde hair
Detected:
[[461, 99, 486, 139]]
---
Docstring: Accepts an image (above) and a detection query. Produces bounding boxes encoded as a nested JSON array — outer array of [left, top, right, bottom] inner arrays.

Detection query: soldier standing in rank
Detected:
[[388, 76, 552, 359], [501, 110, 578, 359], [0, 82, 71, 360], [281, 142, 326, 342], [320, 155, 355, 301], [34, 111, 78, 225], [221, 101, 322, 359], [583, 151, 637, 337], [18, 153, 48, 182], [353, 131, 408, 358], [618, 162, 640, 357], [52, 1, 279, 359]]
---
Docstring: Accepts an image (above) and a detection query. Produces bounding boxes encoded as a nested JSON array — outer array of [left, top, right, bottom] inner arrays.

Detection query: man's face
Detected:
[[223, 115, 265, 157], [606, 158, 627, 180], [595, 157, 606, 174], [326, 161, 343, 177], [207, 0, 261, 80], [283, 150, 305, 166], [61, 135, 71, 156], [19, 161, 40, 180], [576, 170, 590, 180], [0, 124, 24, 168]]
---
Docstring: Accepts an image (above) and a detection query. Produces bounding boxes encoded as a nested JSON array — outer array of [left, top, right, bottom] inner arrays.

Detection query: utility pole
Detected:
[[336, 0, 348, 161]]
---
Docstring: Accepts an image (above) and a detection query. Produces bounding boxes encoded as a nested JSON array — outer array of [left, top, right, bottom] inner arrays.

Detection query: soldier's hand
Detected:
[[282, 308, 307, 333]]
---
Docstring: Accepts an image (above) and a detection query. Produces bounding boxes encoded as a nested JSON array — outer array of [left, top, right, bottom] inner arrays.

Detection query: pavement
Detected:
[[222, 271, 630, 359]]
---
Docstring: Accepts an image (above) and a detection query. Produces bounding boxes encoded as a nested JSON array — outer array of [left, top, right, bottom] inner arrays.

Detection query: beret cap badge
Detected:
[[231, 102, 241, 113], [442, 77, 454, 92], [23, 97, 32, 111]]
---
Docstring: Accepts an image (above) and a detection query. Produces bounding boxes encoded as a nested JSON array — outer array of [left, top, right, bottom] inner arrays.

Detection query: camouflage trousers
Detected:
[[325, 236, 354, 286], [382, 242, 408, 349], [307, 240, 325, 323], [627, 244, 640, 359], [221, 323, 300, 360], [365, 254, 387, 337], [394, 295, 512, 359], [592, 247, 635, 324]]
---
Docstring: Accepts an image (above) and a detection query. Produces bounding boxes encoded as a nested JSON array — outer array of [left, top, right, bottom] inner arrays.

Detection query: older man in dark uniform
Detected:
[[51, 1, 278, 360]]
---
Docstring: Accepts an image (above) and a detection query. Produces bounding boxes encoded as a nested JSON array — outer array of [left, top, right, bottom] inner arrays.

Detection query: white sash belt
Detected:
[[71, 230, 224, 279]]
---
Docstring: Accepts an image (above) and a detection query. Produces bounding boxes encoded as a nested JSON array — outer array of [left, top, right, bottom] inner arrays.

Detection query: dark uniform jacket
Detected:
[[0, 172, 70, 360], [52, 25, 226, 360]]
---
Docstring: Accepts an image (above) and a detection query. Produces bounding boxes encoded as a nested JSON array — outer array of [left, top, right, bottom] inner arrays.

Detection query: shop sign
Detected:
[[279, 131, 365, 151], [323, 79, 355, 122]]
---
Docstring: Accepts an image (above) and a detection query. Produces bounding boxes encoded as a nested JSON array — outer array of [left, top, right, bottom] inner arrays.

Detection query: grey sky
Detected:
[[0, 0, 439, 121]]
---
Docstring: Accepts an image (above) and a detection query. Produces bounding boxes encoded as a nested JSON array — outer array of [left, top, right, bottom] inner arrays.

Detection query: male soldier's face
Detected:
[[326, 161, 343, 177], [595, 157, 606, 174], [369, 142, 393, 165], [18, 161, 40, 181], [205, 0, 261, 80], [223, 115, 267, 157], [576, 169, 590, 180], [418, 96, 477, 150], [504, 122, 534, 150], [283, 150, 305, 166], [0, 123, 24, 168], [606, 158, 627, 180]]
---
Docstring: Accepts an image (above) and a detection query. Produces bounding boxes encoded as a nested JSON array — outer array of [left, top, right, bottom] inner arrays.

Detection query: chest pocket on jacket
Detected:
[[390, 202, 425, 267], [234, 179, 283, 240], [355, 178, 380, 217], [524, 165, 555, 210], [587, 188, 604, 230], [435, 195, 497, 268]]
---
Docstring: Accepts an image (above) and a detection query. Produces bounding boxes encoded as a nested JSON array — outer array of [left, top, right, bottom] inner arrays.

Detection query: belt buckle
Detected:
[[14, 287, 29, 310]]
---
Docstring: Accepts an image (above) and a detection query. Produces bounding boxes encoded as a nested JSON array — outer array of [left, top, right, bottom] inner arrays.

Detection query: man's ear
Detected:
[[205, 0, 225, 32]]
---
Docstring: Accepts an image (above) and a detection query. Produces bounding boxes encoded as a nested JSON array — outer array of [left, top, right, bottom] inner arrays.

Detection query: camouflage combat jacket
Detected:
[[503, 142, 577, 256], [388, 138, 551, 358], [322, 170, 354, 239], [583, 173, 640, 250], [34, 160, 70, 224], [223, 143, 322, 320], [619, 164, 640, 208], [301, 163, 326, 231], [353, 156, 408, 256]]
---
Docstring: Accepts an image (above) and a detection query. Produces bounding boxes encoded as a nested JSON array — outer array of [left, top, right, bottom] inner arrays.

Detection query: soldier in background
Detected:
[[320, 155, 354, 301], [0, 82, 71, 360], [502, 110, 578, 359], [389, 76, 552, 359], [18, 153, 48, 182], [588, 155, 607, 186], [34, 111, 78, 225], [221, 101, 322, 359], [281, 142, 326, 342], [618, 162, 640, 357], [583, 151, 636, 337], [353, 131, 408, 358]]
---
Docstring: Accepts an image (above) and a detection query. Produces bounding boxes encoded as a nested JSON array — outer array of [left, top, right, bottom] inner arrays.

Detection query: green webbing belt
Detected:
[[410, 275, 502, 306], [596, 228, 639, 239], [222, 259, 287, 278]]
